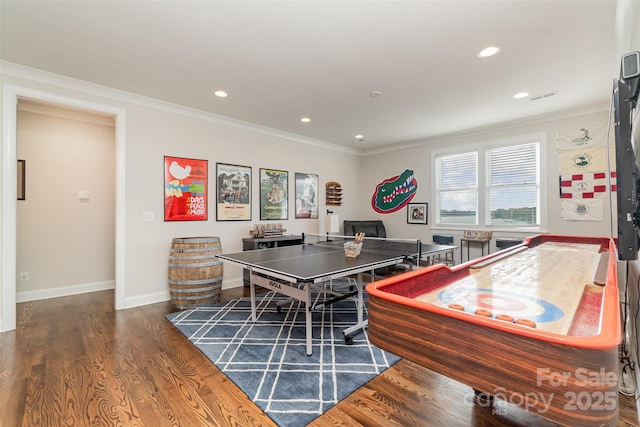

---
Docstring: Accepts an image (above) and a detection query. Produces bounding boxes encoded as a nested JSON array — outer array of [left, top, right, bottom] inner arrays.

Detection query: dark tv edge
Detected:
[[613, 76, 640, 261]]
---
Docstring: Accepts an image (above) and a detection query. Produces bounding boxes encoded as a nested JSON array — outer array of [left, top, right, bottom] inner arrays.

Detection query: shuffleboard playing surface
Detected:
[[415, 241, 603, 335]]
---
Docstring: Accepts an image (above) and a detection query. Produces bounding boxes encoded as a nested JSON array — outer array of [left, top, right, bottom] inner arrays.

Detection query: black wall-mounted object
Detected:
[[613, 76, 639, 260]]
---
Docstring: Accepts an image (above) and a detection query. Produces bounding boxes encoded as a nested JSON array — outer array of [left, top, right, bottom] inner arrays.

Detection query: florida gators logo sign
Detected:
[[371, 169, 417, 213]]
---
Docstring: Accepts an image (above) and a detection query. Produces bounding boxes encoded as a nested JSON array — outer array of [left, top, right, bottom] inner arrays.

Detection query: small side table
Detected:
[[460, 238, 491, 263], [496, 238, 523, 250], [242, 235, 303, 251]]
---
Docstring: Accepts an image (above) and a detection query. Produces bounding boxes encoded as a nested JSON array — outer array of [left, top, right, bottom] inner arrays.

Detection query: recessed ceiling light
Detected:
[[512, 92, 530, 99], [369, 90, 382, 97], [300, 117, 311, 123], [477, 46, 501, 58], [214, 90, 228, 98], [355, 134, 365, 142]]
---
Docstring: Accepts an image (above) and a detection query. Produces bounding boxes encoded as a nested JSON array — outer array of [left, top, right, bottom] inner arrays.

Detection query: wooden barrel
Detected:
[[168, 237, 223, 309]]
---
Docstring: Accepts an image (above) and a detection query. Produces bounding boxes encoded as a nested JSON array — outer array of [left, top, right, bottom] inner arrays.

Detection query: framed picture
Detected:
[[17, 159, 25, 200], [407, 202, 427, 224], [260, 168, 288, 220], [295, 172, 318, 219], [164, 156, 208, 221], [216, 163, 252, 221]]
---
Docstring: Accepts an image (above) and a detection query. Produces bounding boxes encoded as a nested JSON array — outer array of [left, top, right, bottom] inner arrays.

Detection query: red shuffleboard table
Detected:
[[366, 234, 621, 427]]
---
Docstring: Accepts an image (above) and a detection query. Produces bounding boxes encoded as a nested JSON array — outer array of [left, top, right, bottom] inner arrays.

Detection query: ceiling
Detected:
[[0, 1, 623, 151]]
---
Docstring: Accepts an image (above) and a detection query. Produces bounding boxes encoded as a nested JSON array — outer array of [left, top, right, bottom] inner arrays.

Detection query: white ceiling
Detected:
[[0, 1, 623, 151]]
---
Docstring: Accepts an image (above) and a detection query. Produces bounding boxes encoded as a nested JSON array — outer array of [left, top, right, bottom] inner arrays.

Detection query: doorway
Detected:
[[1, 85, 126, 332], [16, 99, 115, 302]]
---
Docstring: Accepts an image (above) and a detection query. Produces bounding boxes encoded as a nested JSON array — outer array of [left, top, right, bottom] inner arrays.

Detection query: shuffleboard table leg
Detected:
[[474, 389, 495, 404]]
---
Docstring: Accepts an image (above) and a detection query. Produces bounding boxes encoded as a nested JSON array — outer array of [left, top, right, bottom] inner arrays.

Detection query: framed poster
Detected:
[[216, 163, 252, 221], [164, 156, 208, 221], [295, 172, 318, 219], [260, 168, 288, 220], [407, 202, 427, 224], [17, 159, 25, 200]]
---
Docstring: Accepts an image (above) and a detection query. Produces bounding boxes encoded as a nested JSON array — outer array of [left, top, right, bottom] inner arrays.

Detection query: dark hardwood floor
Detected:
[[1, 289, 638, 426]]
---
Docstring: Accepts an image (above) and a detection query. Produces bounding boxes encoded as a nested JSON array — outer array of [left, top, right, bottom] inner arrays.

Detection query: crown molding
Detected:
[[1, 61, 359, 155], [362, 101, 609, 156]]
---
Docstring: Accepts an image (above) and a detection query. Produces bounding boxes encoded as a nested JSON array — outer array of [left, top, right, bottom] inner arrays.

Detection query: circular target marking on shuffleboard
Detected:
[[475, 294, 527, 311], [438, 287, 563, 323]]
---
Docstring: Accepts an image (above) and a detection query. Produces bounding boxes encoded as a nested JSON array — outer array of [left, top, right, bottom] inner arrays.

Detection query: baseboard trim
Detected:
[[13, 278, 248, 310], [123, 279, 243, 309], [124, 290, 171, 309], [222, 278, 243, 289], [16, 280, 115, 303]]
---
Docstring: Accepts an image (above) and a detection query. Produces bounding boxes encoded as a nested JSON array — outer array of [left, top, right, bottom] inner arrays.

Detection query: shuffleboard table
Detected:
[[366, 234, 621, 427]]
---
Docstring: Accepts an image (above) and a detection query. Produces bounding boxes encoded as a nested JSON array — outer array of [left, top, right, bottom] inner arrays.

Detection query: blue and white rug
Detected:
[[166, 289, 400, 426]]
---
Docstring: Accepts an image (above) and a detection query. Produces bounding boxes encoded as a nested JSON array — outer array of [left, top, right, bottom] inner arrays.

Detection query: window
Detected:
[[435, 152, 478, 225], [485, 143, 539, 226], [434, 137, 541, 228]]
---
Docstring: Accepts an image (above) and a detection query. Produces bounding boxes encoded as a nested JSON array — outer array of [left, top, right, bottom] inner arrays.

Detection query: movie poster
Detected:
[[216, 163, 251, 221], [295, 172, 318, 219], [164, 156, 208, 221], [260, 168, 288, 220]]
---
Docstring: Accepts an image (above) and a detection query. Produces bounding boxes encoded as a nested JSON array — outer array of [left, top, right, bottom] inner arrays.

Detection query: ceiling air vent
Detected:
[[529, 91, 558, 101]]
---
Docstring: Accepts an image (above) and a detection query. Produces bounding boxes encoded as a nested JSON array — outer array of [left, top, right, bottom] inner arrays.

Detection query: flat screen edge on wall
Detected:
[[614, 51, 640, 261]]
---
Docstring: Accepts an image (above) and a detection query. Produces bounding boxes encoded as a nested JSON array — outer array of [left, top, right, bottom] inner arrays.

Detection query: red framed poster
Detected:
[[164, 156, 208, 221]]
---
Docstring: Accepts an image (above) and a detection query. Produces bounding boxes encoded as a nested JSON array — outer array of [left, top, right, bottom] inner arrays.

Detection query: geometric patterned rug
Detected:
[[166, 289, 400, 426]]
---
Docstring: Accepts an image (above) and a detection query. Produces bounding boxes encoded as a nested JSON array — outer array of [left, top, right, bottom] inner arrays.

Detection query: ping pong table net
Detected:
[[302, 233, 425, 265]]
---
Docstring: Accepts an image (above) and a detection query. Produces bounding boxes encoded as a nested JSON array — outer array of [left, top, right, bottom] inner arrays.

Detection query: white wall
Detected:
[[0, 64, 362, 323], [16, 101, 116, 301], [121, 103, 361, 302], [359, 110, 613, 263], [0, 65, 622, 310]]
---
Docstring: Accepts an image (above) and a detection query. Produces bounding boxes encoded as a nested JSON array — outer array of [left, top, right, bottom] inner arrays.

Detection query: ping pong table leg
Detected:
[[356, 273, 364, 326], [305, 285, 313, 356], [250, 272, 257, 322], [342, 273, 367, 344]]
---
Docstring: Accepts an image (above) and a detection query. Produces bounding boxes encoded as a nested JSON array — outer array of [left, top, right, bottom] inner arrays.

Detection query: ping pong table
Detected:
[[216, 234, 457, 355]]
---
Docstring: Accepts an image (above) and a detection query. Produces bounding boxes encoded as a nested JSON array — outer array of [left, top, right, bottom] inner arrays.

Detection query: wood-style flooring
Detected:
[[1, 289, 638, 426]]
